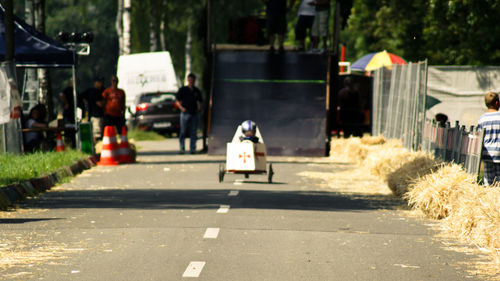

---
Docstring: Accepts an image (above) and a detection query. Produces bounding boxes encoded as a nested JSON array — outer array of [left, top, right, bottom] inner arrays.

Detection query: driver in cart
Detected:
[[220, 120, 273, 183], [231, 120, 264, 144]]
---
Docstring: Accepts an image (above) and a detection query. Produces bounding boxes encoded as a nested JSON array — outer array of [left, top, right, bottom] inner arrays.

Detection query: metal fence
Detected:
[[372, 61, 428, 150], [422, 120, 483, 175], [372, 61, 483, 177]]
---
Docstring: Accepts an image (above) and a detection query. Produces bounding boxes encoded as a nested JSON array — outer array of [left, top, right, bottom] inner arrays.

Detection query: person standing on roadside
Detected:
[[477, 91, 500, 186], [337, 77, 363, 138], [309, 0, 330, 53], [175, 73, 203, 154], [294, 0, 316, 51], [263, 0, 289, 54], [59, 79, 75, 125], [81, 77, 105, 140], [102, 76, 126, 134]]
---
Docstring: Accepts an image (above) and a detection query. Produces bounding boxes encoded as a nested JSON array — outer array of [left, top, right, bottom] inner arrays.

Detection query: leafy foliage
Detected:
[[343, 0, 500, 65], [12, 0, 500, 97]]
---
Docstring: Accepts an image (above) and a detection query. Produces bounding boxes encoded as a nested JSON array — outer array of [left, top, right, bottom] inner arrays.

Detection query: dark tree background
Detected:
[[5, 0, 500, 98]]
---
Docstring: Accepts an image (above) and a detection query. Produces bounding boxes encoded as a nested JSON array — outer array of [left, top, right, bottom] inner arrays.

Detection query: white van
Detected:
[[116, 51, 179, 119]]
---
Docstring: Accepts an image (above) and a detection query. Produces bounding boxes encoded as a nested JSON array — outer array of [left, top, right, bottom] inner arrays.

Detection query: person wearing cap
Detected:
[[81, 76, 105, 140]]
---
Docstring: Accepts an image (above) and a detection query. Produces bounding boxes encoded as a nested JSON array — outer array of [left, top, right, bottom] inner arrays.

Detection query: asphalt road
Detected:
[[0, 139, 482, 280]]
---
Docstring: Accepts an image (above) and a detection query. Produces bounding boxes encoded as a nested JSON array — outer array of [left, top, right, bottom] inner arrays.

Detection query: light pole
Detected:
[[57, 31, 93, 150]]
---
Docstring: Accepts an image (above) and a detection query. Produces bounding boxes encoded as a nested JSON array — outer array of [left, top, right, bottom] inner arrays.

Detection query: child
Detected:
[[231, 120, 261, 143], [240, 120, 260, 143], [477, 91, 500, 185]]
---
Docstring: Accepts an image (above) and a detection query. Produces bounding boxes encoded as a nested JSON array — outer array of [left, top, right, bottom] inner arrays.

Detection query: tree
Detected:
[[341, 0, 500, 65], [45, 0, 119, 94]]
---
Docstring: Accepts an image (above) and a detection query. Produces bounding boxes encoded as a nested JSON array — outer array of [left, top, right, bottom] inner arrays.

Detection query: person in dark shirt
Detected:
[[264, 0, 289, 54], [81, 77, 105, 140], [175, 73, 203, 154], [337, 77, 363, 137], [59, 80, 74, 125], [24, 104, 48, 152], [59, 80, 77, 147]]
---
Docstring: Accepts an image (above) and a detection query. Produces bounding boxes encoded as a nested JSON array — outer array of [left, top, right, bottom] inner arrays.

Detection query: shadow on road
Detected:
[[0, 218, 62, 224], [21, 189, 405, 212], [136, 150, 191, 156], [135, 160, 225, 165]]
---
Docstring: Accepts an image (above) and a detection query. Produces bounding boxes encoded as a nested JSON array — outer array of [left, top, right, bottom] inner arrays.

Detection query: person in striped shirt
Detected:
[[477, 91, 500, 185]]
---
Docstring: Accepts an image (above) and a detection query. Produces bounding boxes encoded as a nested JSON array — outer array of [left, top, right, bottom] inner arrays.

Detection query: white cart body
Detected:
[[226, 142, 267, 173], [225, 125, 267, 173]]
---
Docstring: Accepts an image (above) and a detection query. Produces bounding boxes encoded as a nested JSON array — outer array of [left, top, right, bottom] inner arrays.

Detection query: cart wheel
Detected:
[[218, 164, 225, 183], [245, 173, 249, 179], [268, 163, 274, 183]]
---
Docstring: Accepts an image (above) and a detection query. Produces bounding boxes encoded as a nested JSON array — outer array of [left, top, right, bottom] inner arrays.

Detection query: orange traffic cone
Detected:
[[56, 133, 65, 152], [118, 126, 133, 163], [98, 126, 119, 166]]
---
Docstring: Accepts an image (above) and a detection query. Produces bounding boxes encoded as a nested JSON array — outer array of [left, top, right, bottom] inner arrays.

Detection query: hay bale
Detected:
[[330, 137, 369, 163], [361, 138, 407, 179], [360, 135, 386, 145], [442, 184, 500, 270], [383, 139, 404, 148], [330, 136, 402, 164], [404, 164, 476, 219], [363, 146, 412, 179], [386, 152, 438, 197]]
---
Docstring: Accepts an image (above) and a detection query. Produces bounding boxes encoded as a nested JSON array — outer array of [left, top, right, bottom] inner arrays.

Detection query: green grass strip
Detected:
[[219, 78, 326, 84], [128, 129, 166, 141], [0, 150, 88, 186]]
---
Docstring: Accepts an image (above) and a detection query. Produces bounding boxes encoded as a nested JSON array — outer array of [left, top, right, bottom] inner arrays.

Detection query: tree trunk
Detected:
[[149, 19, 158, 52], [33, 0, 53, 120], [184, 23, 192, 82], [160, 20, 166, 51], [115, 0, 124, 55], [24, 0, 38, 112], [122, 0, 132, 55], [159, 0, 167, 51]]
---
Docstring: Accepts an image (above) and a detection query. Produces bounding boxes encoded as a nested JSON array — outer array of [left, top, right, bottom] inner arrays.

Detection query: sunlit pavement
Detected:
[[0, 139, 481, 281]]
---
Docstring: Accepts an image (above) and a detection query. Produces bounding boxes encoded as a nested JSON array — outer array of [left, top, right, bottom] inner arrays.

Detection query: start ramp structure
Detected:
[[208, 49, 330, 157]]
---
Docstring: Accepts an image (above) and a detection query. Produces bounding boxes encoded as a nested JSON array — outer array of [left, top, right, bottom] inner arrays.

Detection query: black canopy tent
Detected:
[[0, 5, 80, 149], [0, 5, 74, 67]]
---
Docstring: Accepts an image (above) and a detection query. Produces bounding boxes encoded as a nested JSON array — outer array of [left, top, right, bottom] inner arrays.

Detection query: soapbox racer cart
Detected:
[[218, 125, 274, 183]]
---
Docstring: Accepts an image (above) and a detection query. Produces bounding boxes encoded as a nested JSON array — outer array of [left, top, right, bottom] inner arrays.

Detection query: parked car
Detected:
[[133, 92, 180, 134]]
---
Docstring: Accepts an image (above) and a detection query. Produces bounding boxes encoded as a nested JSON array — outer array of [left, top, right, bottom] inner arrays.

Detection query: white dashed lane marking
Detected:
[[203, 228, 220, 239], [216, 205, 230, 213], [182, 261, 206, 278], [228, 190, 239, 196]]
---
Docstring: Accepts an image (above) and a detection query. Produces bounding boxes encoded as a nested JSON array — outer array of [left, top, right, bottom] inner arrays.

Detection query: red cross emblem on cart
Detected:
[[239, 152, 251, 163]]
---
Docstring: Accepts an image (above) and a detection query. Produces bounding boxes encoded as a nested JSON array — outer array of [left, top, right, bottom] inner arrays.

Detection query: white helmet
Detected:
[[241, 120, 256, 134]]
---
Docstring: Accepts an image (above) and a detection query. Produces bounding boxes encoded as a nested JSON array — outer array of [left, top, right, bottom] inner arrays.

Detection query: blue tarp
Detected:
[[0, 5, 74, 67]]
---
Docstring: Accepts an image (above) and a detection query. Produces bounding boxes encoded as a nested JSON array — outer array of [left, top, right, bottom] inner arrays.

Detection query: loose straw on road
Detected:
[[329, 136, 499, 277]]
